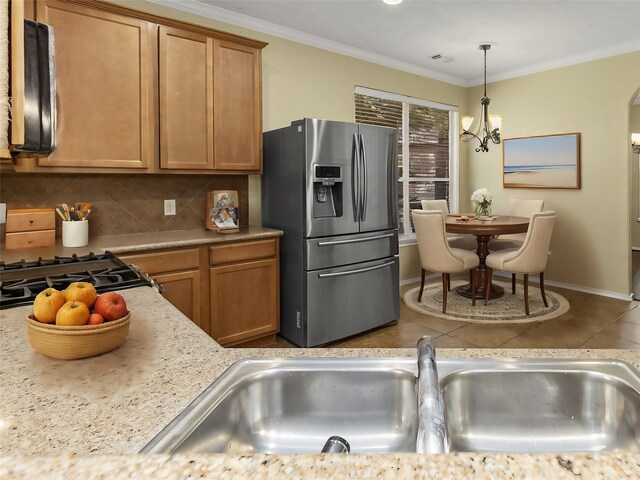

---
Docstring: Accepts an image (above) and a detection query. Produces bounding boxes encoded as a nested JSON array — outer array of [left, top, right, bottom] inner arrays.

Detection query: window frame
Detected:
[[354, 86, 459, 245]]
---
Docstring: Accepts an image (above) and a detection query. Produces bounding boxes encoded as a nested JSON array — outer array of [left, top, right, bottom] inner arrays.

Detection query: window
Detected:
[[354, 86, 459, 239]]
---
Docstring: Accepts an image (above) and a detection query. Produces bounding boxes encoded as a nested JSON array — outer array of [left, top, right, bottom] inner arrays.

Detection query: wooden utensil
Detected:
[[61, 203, 70, 221], [55, 206, 67, 221]]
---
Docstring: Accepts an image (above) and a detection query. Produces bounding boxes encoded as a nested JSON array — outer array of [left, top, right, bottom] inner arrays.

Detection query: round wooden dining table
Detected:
[[445, 215, 530, 300]]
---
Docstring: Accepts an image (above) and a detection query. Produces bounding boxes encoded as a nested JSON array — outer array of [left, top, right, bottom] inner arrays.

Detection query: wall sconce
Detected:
[[632, 133, 640, 154]]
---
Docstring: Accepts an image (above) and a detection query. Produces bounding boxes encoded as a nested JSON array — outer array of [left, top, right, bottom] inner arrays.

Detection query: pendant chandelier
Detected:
[[461, 44, 502, 153]]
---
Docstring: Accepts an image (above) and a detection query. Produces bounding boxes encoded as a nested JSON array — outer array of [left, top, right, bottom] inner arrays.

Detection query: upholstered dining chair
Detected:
[[412, 209, 480, 314], [484, 211, 556, 315], [420, 199, 476, 251], [489, 198, 545, 251]]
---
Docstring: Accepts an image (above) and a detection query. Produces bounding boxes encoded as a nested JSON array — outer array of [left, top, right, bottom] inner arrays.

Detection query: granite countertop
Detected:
[[0, 225, 283, 263], [1, 287, 640, 478]]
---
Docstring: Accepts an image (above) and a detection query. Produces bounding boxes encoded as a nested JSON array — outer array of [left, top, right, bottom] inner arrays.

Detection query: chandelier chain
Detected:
[[483, 47, 487, 98]]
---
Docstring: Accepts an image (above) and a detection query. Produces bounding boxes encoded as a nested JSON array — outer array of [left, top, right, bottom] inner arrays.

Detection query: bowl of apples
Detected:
[[27, 282, 130, 360]]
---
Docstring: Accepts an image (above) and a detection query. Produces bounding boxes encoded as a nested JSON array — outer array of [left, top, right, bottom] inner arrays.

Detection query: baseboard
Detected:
[[493, 272, 633, 302], [400, 272, 634, 302]]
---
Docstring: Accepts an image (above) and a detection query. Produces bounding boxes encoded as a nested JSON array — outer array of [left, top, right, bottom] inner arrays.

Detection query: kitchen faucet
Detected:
[[416, 336, 447, 453]]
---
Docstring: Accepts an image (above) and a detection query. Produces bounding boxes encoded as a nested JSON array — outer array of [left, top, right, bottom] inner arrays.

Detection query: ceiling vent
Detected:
[[428, 53, 454, 63]]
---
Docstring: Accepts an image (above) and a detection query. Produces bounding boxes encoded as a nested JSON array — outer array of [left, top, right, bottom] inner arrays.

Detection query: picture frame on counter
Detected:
[[206, 190, 240, 233]]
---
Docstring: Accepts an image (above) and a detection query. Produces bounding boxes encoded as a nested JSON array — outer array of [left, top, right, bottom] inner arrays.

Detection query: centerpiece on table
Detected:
[[471, 188, 493, 219]]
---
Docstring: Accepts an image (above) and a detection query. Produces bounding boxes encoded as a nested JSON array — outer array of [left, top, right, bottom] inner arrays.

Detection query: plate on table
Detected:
[[478, 216, 498, 221]]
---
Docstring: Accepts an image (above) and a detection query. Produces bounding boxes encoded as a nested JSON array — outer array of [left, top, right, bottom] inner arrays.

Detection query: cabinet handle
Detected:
[[29, 219, 34, 224]]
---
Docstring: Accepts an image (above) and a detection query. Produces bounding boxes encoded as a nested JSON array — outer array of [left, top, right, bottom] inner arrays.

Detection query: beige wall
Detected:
[[41, 2, 640, 293], [466, 52, 640, 295], [105, 0, 467, 283], [631, 97, 640, 248]]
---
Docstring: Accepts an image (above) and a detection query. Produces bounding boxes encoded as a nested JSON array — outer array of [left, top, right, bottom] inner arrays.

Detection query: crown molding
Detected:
[[469, 40, 640, 87], [144, 0, 639, 89], [144, 0, 468, 87]]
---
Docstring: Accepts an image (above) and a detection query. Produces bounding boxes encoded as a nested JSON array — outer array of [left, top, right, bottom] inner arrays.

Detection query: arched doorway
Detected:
[[631, 88, 640, 300]]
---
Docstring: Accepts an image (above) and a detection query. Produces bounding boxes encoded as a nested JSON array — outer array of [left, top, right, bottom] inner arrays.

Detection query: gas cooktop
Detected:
[[0, 252, 153, 310]]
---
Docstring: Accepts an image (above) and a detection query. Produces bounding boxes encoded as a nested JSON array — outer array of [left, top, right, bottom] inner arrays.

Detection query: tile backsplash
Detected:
[[0, 173, 248, 240]]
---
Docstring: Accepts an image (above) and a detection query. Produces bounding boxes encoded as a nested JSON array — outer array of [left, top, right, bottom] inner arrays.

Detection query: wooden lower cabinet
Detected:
[[210, 258, 278, 347], [149, 269, 201, 328], [118, 248, 205, 333], [209, 238, 280, 346], [119, 237, 279, 346]]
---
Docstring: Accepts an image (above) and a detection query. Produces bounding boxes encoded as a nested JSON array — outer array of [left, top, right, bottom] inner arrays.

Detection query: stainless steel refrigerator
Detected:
[[262, 119, 399, 347]]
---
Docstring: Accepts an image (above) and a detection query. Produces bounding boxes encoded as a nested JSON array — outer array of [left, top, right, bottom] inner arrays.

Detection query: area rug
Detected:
[[403, 280, 570, 324]]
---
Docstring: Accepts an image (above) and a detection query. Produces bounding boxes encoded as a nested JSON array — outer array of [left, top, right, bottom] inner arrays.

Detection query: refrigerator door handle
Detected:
[[317, 260, 396, 279], [359, 133, 367, 222], [317, 233, 395, 247], [352, 133, 360, 222]]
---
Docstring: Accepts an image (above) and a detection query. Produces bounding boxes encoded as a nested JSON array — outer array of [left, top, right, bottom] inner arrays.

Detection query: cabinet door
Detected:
[[213, 40, 262, 173], [153, 269, 202, 329], [118, 248, 204, 331], [210, 258, 278, 346], [159, 26, 213, 170], [36, 0, 155, 168]]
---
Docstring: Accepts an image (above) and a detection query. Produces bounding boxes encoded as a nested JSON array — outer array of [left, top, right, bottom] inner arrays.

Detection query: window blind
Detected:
[[355, 90, 456, 235]]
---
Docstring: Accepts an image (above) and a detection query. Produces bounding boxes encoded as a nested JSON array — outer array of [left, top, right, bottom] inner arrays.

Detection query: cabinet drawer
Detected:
[[6, 230, 56, 250], [6, 209, 55, 232], [209, 239, 276, 266], [120, 248, 200, 274]]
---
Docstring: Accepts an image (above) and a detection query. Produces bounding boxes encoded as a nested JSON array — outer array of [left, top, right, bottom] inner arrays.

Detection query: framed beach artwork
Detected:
[[503, 133, 581, 189]]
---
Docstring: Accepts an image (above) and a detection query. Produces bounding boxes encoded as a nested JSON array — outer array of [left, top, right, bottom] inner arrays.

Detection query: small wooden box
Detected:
[[5, 208, 56, 250]]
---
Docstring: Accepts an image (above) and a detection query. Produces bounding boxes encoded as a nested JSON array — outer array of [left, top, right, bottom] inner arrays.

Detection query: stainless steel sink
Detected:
[[141, 358, 419, 454], [440, 359, 640, 453], [141, 358, 640, 454]]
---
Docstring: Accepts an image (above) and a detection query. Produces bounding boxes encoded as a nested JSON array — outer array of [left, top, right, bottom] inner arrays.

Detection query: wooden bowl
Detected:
[[26, 313, 130, 360]]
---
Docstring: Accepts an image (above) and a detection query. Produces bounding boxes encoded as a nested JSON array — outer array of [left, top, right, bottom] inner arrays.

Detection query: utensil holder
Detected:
[[62, 220, 89, 247]]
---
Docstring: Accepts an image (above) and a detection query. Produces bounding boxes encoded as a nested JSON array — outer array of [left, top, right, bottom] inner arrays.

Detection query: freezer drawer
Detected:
[[305, 229, 398, 271], [305, 256, 399, 347]]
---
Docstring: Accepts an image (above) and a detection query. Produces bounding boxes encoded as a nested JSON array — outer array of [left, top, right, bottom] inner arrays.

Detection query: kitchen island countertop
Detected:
[[1, 286, 639, 478]]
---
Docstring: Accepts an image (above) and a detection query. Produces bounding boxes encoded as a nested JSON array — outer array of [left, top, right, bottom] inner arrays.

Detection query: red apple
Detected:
[[87, 313, 105, 325], [94, 292, 128, 321]]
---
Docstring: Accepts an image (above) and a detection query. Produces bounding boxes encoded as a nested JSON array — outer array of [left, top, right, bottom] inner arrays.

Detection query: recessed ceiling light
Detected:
[[383, 0, 403, 5]]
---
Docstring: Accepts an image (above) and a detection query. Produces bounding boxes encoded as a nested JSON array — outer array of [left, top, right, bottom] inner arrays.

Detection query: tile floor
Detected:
[[270, 281, 640, 349]]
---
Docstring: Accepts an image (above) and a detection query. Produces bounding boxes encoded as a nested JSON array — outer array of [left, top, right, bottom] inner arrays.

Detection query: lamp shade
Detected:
[[461, 116, 474, 131], [632, 133, 640, 145], [489, 115, 502, 131]]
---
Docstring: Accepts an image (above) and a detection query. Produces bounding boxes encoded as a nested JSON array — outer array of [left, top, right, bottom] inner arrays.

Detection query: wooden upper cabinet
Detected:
[[22, 0, 267, 174], [213, 40, 262, 173], [35, 0, 155, 169], [159, 26, 214, 170]]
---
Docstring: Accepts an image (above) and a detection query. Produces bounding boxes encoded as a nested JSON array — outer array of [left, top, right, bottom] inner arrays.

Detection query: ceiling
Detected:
[[148, 0, 640, 87]]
